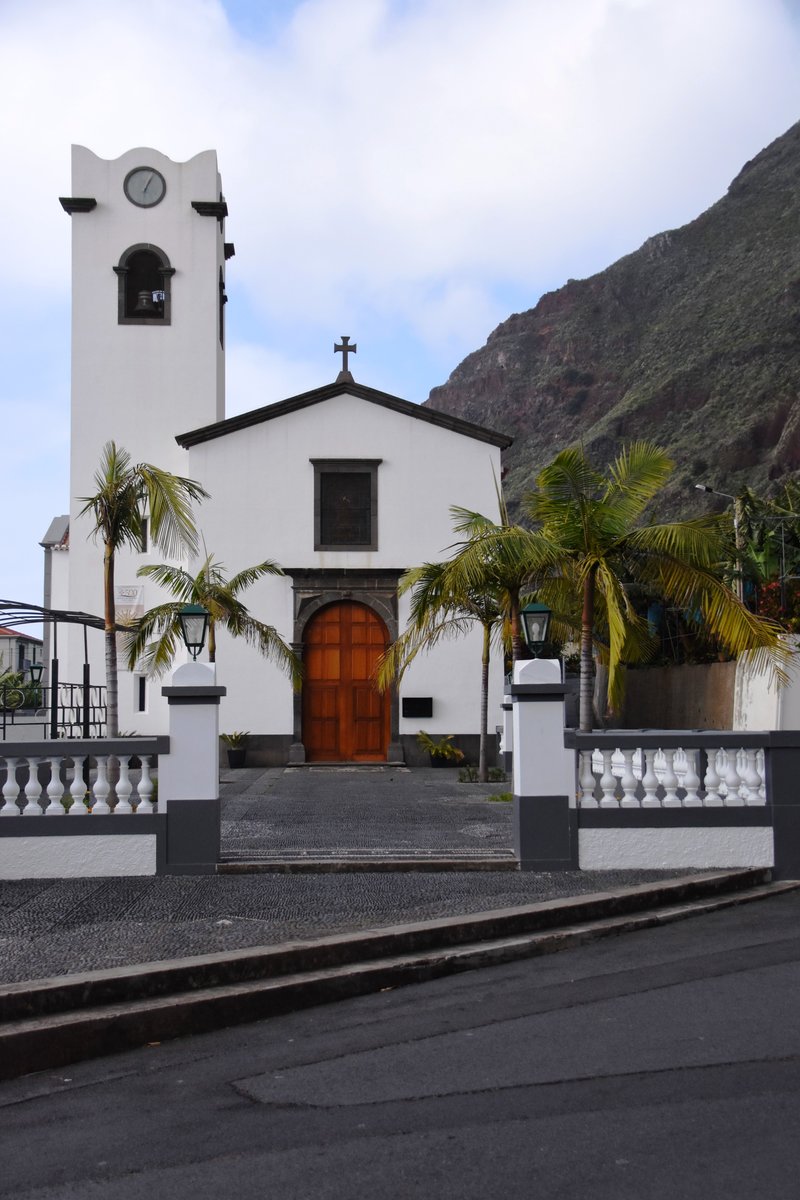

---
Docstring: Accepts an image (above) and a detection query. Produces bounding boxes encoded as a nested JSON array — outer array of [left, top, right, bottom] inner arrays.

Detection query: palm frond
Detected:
[[136, 463, 208, 558], [228, 560, 285, 594], [603, 441, 674, 526]]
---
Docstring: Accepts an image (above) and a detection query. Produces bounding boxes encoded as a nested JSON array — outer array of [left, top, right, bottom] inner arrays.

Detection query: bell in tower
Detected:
[[133, 289, 158, 315]]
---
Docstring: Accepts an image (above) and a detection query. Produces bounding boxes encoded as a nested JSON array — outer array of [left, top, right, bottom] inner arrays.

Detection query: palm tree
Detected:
[[511, 442, 791, 730], [78, 441, 208, 736], [442, 481, 562, 664], [125, 553, 302, 689], [377, 561, 506, 782], [376, 488, 563, 779]]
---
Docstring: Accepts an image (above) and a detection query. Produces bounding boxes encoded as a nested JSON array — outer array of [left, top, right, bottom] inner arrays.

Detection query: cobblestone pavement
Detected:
[[0, 768, 693, 985], [219, 766, 515, 860]]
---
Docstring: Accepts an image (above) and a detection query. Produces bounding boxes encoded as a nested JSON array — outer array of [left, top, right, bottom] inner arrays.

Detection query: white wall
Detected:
[[0, 835, 158, 878], [733, 640, 800, 730], [579, 827, 774, 870], [188, 391, 506, 741]]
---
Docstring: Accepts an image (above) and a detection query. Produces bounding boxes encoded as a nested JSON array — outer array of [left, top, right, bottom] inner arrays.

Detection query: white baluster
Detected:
[[115, 757, 133, 814], [641, 748, 661, 807], [742, 749, 764, 806], [672, 748, 687, 788], [703, 748, 723, 806], [681, 750, 702, 807], [661, 748, 681, 807], [722, 748, 744, 807], [578, 751, 598, 807], [69, 757, 88, 815], [1, 758, 20, 816], [620, 749, 639, 807], [92, 756, 112, 814], [136, 756, 155, 813], [22, 757, 43, 815], [44, 757, 65, 815], [599, 750, 619, 807], [757, 748, 767, 802]]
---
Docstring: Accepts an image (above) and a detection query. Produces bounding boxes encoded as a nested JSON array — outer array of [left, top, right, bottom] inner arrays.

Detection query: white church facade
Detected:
[[47, 146, 512, 764]]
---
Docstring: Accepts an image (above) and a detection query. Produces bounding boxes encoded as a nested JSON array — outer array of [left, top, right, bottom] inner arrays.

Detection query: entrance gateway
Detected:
[[302, 601, 390, 762]]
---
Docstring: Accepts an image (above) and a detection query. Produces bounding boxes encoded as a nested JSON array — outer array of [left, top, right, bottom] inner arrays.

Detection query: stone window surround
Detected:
[[113, 243, 175, 326], [311, 459, 381, 552]]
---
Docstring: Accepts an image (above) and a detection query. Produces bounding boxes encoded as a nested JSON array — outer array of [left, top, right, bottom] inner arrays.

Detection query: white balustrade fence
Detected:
[[0, 749, 157, 817], [0, 683, 213, 879], [578, 744, 767, 808]]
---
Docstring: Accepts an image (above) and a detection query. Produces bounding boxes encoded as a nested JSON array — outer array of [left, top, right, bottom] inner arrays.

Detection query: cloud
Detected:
[[3, 0, 800, 318], [2, 0, 800, 609], [225, 342, 323, 415]]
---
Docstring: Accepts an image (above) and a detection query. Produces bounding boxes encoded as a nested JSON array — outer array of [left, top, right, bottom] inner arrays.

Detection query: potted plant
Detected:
[[221, 730, 249, 768], [416, 730, 465, 768]]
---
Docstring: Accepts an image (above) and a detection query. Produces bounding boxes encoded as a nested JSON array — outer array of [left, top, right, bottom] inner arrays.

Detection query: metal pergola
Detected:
[[0, 600, 119, 738]]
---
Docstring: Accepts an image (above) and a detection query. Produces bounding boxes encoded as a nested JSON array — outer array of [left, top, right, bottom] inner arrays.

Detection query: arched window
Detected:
[[113, 244, 175, 325]]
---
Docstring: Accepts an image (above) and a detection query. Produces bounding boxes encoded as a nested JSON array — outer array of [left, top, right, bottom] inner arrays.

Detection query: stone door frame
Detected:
[[285, 568, 404, 763]]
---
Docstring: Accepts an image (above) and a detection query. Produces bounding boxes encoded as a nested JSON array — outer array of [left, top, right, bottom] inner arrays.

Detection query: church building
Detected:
[[49, 147, 512, 764]]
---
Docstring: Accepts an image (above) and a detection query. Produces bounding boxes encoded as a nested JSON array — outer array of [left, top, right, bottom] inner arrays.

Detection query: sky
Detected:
[[2, 0, 800, 629]]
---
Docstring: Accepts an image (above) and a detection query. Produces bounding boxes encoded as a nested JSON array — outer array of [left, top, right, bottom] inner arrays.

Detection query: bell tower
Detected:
[[62, 146, 228, 493], [58, 147, 231, 721]]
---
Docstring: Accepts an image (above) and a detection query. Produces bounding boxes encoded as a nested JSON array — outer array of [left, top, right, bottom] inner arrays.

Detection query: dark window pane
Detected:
[[320, 472, 371, 545]]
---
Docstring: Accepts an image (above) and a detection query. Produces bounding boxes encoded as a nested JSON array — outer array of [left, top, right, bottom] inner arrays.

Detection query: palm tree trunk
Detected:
[[509, 588, 523, 663], [479, 621, 490, 783], [104, 544, 119, 738], [208, 618, 216, 663], [579, 567, 597, 732]]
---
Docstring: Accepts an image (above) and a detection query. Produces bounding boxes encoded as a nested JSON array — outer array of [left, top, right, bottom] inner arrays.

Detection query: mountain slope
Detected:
[[426, 121, 800, 515]]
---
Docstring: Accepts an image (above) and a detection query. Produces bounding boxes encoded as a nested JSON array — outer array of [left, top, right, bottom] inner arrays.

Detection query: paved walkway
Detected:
[[0, 768, 692, 985], [220, 766, 515, 861]]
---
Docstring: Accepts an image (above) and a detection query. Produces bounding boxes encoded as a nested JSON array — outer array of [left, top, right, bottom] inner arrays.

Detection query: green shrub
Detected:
[[417, 731, 464, 762]]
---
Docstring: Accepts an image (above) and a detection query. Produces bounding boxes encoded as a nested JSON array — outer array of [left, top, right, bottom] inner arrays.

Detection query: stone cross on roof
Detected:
[[334, 336, 357, 381]]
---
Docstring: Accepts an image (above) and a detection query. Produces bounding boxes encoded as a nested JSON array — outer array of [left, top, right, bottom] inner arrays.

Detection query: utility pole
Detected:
[[695, 484, 744, 603]]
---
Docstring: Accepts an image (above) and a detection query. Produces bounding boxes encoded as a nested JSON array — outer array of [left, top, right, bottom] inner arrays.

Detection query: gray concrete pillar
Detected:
[[511, 658, 577, 871], [160, 662, 226, 874]]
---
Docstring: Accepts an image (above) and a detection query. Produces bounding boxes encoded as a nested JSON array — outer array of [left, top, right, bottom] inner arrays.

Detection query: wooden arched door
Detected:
[[303, 601, 390, 762]]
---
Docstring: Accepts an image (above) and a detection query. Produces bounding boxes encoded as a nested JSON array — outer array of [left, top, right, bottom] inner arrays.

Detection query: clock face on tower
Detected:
[[123, 167, 166, 208]]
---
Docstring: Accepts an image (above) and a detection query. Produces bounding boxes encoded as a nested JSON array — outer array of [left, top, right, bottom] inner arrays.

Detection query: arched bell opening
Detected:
[[114, 243, 175, 325]]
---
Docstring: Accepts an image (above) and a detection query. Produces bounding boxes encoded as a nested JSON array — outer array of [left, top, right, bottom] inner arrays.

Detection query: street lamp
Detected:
[[178, 604, 209, 661], [28, 661, 44, 711], [695, 483, 744, 603], [521, 602, 552, 657]]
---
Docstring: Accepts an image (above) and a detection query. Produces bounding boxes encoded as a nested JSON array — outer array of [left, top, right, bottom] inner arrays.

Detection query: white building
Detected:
[[48, 146, 511, 764], [0, 626, 42, 677]]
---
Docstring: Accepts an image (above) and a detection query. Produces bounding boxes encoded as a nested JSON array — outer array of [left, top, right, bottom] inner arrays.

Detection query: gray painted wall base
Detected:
[[399, 734, 499, 769], [767, 740, 800, 880], [514, 794, 578, 871], [165, 798, 220, 875]]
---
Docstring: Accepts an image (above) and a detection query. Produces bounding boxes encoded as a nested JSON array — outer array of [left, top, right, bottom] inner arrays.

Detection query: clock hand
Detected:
[[143, 173, 153, 194]]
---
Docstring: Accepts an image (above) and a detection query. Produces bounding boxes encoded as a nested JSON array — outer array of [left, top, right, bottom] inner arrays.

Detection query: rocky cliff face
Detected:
[[426, 120, 800, 515]]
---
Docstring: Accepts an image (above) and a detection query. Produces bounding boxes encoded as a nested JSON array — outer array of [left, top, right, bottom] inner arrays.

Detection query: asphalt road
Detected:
[[2, 891, 800, 1199]]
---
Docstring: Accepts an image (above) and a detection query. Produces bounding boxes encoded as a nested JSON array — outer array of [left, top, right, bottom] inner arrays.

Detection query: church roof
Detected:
[[39, 515, 70, 548], [175, 380, 513, 450]]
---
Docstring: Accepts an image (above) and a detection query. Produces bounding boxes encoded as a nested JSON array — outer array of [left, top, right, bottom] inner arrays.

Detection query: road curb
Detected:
[[1, 869, 797, 1080]]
